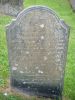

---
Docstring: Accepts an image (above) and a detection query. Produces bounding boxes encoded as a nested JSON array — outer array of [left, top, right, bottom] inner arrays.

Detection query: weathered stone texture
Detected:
[[0, 0, 23, 16], [6, 6, 69, 98]]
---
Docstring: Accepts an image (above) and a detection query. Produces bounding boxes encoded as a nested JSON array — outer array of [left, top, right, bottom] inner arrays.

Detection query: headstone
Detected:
[[0, 0, 23, 16], [6, 6, 69, 99], [70, 0, 75, 11]]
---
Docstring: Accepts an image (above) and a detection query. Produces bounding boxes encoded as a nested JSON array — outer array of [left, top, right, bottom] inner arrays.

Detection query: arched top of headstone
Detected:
[[7, 6, 69, 32]]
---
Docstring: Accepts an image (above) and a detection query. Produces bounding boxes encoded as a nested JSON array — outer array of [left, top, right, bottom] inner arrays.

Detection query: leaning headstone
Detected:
[[0, 0, 23, 16], [70, 0, 75, 11], [6, 6, 69, 99]]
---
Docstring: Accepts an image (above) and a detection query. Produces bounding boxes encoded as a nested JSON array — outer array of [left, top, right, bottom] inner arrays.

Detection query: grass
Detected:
[[0, 0, 75, 99]]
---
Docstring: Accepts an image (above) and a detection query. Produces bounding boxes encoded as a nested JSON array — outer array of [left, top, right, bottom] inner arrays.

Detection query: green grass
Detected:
[[0, 0, 75, 100]]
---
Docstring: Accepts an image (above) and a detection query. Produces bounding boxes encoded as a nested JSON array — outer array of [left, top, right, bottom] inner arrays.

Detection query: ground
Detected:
[[0, 0, 75, 100]]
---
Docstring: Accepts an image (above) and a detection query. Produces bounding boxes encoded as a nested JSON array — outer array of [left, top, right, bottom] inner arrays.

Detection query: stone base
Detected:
[[10, 78, 62, 99]]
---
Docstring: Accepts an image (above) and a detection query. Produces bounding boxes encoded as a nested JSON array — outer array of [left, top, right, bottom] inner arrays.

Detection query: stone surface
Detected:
[[70, 0, 75, 11], [0, 0, 23, 16], [6, 6, 69, 99]]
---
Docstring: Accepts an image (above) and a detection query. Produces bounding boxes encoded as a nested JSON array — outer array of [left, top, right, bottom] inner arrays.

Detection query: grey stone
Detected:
[[6, 6, 70, 99], [0, 0, 23, 16], [70, 0, 75, 11]]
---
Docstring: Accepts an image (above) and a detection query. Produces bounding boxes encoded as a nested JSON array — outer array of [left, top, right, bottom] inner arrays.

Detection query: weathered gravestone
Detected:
[[70, 0, 75, 11], [0, 0, 23, 16], [6, 6, 69, 99]]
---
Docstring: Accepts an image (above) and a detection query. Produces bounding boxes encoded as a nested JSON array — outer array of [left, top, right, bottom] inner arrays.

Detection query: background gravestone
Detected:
[[6, 6, 69, 99], [69, 0, 75, 11], [0, 0, 23, 16]]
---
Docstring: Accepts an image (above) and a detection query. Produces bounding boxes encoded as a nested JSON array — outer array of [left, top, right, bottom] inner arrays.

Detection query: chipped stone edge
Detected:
[[59, 19, 70, 93]]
